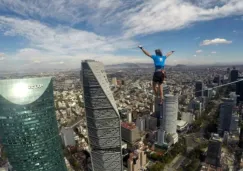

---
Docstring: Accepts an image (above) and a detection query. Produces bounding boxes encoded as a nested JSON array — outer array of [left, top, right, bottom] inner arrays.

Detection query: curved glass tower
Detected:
[[0, 77, 67, 171]]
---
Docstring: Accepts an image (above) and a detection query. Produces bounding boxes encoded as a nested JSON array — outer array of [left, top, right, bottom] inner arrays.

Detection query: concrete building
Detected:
[[157, 129, 166, 146], [121, 122, 140, 144], [127, 150, 147, 171], [162, 94, 179, 144], [206, 138, 222, 168], [181, 112, 195, 124], [81, 60, 123, 171], [60, 127, 76, 147], [127, 113, 132, 123], [188, 99, 202, 118], [111, 77, 117, 86], [177, 120, 188, 132], [136, 117, 145, 132], [148, 116, 157, 131], [223, 131, 229, 145]]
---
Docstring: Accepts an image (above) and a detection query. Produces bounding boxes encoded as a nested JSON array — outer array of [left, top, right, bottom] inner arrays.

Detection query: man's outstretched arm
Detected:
[[166, 51, 175, 58], [138, 45, 152, 58]]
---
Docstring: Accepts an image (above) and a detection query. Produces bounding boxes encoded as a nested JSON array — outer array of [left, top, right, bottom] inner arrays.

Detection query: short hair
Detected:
[[155, 49, 163, 56]]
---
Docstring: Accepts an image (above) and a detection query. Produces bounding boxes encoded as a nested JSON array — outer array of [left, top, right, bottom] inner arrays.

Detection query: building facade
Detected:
[[218, 98, 238, 136], [230, 69, 239, 82], [135, 117, 145, 132], [60, 127, 76, 147], [121, 122, 140, 144], [195, 81, 203, 97], [162, 94, 179, 144], [0, 77, 67, 171], [206, 139, 222, 168], [81, 60, 123, 171]]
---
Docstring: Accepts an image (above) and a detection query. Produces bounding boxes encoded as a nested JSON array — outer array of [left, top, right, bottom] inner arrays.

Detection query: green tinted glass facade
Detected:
[[0, 77, 67, 171]]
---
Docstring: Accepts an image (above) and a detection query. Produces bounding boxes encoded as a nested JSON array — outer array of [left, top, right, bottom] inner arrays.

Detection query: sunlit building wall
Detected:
[[0, 77, 67, 171]]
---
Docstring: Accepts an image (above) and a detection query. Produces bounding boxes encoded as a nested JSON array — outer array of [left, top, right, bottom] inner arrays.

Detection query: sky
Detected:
[[0, 0, 243, 71]]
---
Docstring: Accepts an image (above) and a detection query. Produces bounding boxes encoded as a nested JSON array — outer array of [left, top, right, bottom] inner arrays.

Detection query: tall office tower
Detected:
[[154, 85, 170, 115], [0, 77, 67, 171], [154, 85, 170, 126], [218, 98, 237, 136], [236, 78, 243, 105], [162, 94, 178, 144], [206, 139, 222, 168], [195, 81, 203, 97], [81, 60, 123, 171], [230, 68, 239, 82], [239, 103, 243, 148]]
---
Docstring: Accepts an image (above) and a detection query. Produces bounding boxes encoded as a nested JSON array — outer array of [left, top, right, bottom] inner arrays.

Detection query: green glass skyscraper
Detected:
[[0, 77, 67, 171]]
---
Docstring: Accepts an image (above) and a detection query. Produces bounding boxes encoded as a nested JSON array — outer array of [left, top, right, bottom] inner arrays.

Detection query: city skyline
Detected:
[[0, 0, 243, 71]]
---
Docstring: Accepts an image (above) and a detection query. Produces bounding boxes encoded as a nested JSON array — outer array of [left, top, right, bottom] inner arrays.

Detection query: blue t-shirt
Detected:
[[151, 55, 167, 70]]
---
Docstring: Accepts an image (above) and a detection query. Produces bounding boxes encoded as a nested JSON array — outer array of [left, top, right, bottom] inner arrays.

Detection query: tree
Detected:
[[149, 162, 165, 171]]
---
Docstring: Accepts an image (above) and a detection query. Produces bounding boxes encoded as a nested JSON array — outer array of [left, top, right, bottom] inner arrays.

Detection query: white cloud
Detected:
[[0, 0, 243, 70], [0, 0, 243, 38], [0, 16, 137, 55], [194, 54, 197, 57], [196, 50, 203, 53], [211, 51, 217, 54], [122, 0, 243, 37], [200, 38, 232, 46]]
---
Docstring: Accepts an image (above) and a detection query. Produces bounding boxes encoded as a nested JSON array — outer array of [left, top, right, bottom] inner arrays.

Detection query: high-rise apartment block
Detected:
[[81, 60, 123, 171], [0, 77, 67, 171]]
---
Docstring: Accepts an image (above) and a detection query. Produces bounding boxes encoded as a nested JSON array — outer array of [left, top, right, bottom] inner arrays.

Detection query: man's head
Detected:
[[155, 49, 163, 56]]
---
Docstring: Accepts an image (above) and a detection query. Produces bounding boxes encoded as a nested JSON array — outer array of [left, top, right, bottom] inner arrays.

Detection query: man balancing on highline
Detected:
[[138, 45, 175, 104]]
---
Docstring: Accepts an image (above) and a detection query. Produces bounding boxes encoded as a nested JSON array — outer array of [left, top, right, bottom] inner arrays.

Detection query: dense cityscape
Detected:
[[0, 61, 243, 171]]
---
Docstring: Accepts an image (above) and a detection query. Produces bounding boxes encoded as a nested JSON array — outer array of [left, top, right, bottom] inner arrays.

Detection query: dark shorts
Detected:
[[153, 71, 164, 84]]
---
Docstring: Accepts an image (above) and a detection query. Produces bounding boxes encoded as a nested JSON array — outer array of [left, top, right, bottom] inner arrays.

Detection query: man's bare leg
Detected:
[[153, 82, 158, 98], [159, 83, 163, 104]]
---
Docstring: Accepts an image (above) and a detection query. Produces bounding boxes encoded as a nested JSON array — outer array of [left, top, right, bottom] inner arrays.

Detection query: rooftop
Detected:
[[121, 122, 137, 130]]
